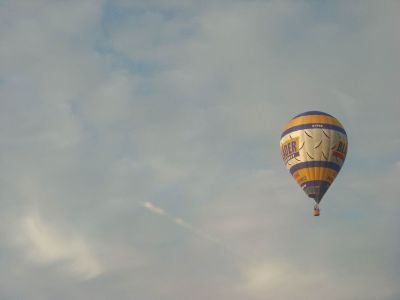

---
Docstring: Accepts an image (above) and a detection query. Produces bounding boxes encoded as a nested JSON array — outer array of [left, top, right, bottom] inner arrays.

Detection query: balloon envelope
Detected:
[[280, 111, 348, 203]]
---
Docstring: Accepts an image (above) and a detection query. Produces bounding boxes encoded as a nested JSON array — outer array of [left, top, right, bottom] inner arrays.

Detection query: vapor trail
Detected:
[[141, 201, 240, 257]]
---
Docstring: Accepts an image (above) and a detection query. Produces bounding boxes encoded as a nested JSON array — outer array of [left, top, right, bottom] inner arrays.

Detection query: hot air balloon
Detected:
[[280, 111, 347, 216]]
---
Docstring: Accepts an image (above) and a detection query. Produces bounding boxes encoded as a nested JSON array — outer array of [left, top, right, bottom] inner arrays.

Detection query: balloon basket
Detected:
[[313, 205, 320, 217]]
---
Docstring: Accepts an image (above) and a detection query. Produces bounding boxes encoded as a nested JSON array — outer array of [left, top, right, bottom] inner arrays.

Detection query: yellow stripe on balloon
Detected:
[[284, 115, 344, 132], [292, 167, 338, 185]]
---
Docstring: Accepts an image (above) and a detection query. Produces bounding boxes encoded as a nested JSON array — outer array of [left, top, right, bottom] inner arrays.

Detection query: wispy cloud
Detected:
[[17, 214, 103, 281], [241, 262, 323, 296]]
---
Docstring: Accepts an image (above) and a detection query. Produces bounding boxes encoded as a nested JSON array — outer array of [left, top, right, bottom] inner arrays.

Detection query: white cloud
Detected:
[[18, 214, 104, 281], [241, 262, 323, 297], [81, 71, 138, 125]]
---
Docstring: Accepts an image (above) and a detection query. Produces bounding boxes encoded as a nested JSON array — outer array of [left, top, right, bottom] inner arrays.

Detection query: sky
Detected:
[[1, 0, 400, 299]]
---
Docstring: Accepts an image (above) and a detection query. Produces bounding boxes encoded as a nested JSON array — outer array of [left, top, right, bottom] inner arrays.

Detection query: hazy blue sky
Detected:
[[1, 1, 399, 299]]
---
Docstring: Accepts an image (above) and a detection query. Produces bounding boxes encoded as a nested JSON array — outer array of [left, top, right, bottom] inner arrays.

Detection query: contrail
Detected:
[[141, 201, 240, 257], [142, 201, 166, 216]]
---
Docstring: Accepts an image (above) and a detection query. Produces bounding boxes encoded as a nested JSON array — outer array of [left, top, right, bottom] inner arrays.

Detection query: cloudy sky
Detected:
[[1, 0, 400, 299]]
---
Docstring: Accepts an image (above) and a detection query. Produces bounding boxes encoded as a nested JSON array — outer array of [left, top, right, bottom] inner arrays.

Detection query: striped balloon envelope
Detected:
[[280, 111, 348, 213]]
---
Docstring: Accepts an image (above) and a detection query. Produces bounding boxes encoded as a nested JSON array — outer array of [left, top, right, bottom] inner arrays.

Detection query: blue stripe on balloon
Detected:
[[281, 123, 347, 138], [302, 180, 331, 202], [289, 161, 341, 175], [301, 180, 331, 188], [292, 111, 333, 119]]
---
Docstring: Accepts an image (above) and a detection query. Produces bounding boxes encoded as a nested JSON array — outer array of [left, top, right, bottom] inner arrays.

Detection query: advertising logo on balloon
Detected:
[[333, 140, 347, 160], [281, 137, 300, 164]]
